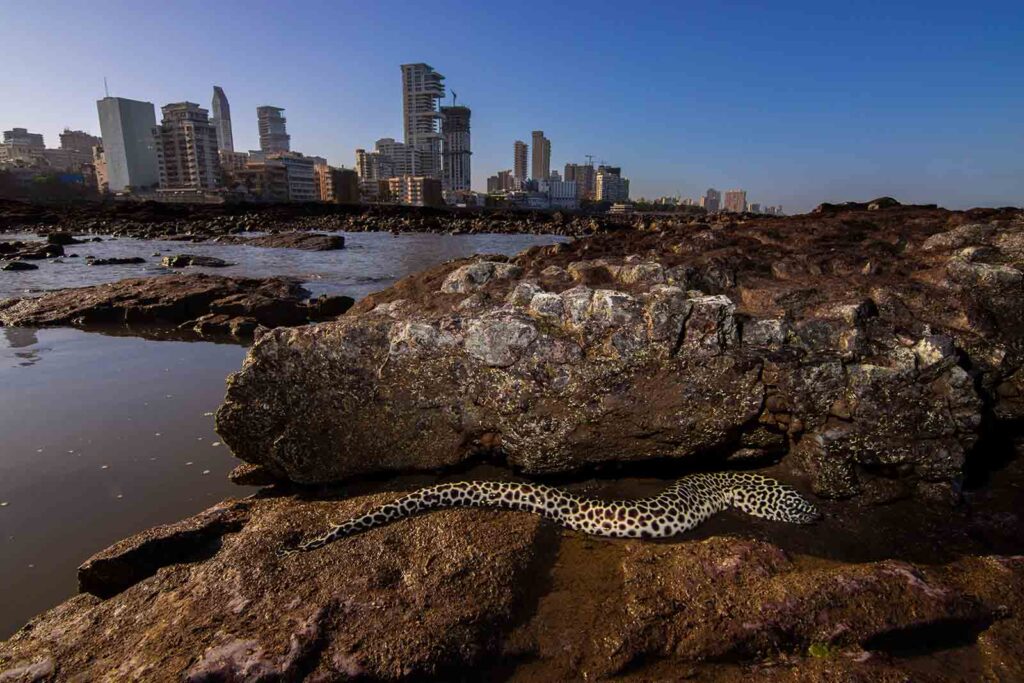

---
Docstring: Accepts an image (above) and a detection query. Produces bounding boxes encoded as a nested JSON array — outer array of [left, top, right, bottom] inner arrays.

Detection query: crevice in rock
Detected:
[[862, 616, 995, 657], [78, 502, 251, 599]]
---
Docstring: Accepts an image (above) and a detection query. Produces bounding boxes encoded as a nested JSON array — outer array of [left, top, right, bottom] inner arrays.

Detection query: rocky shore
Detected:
[[0, 274, 353, 341], [3, 200, 1024, 680], [0, 199, 623, 241]]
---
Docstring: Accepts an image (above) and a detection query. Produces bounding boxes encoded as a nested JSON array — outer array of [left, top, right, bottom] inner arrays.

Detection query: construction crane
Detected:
[[584, 154, 595, 167]]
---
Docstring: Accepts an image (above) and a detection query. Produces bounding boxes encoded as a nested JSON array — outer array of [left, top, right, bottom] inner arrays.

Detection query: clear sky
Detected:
[[1, 0, 1021, 211]]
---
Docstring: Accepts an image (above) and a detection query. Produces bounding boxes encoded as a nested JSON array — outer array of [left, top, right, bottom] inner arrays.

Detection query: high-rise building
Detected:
[[401, 63, 445, 178], [531, 130, 551, 181], [440, 105, 471, 193], [3, 128, 44, 148], [152, 102, 221, 191], [749, 202, 762, 214], [268, 152, 317, 201], [487, 169, 517, 193], [93, 144, 108, 192], [702, 188, 721, 213], [0, 128, 46, 167], [316, 164, 359, 203], [564, 163, 596, 200], [257, 106, 290, 154], [387, 176, 444, 207], [211, 86, 234, 153], [59, 129, 102, 170], [595, 166, 630, 202], [513, 140, 528, 182], [723, 189, 747, 213], [96, 97, 159, 191], [373, 138, 412, 177]]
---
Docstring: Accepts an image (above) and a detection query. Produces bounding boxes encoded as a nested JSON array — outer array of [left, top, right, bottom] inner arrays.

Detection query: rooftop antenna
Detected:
[[103, 77, 109, 97], [451, 90, 457, 107]]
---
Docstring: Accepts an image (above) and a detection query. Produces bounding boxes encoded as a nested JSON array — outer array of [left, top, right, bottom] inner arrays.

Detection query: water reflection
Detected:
[[1, 327, 41, 367]]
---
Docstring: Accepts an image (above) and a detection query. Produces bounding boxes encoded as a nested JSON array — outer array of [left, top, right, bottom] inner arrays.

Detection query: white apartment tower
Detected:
[[401, 63, 445, 178], [211, 86, 234, 153], [153, 102, 221, 190], [96, 97, 159, 191], [440, 105, 471, 192]]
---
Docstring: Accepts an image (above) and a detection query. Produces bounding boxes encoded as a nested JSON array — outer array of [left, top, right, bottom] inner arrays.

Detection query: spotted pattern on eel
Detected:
[[285, 472, 820, 554]]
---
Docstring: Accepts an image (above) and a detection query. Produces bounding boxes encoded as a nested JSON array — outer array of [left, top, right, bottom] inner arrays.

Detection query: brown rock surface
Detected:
[[217, 231, 346, 251], [0, 493, 546, 681], [2, 485, 1022, 682], [0, 274, 353, 341]]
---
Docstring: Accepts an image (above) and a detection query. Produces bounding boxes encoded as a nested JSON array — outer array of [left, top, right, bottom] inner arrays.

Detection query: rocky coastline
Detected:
[[3, 200, 1024, 681]]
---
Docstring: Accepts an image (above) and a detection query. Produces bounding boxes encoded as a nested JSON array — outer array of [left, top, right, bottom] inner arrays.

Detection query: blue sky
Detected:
[[1, 0, 1021, 211]]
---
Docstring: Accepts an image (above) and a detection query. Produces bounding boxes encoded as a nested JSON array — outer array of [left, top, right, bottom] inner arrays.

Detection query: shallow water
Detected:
[[0, 231, 567, 638], [0, 231, 567, 301]]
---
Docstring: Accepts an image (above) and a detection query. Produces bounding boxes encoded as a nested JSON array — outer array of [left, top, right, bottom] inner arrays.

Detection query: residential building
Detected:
[[0, 128, 46, 167], [401, 63, 445, 178], [3, 128, 44, 148], [374, 137, 413, 177], [702, 188, 721, 213], [387, 176, 443, 207], [595, 166, 630, 202], [58, 129, 101, 169], [211, 86, 234, 152], [513, 140, 528, 182], [152, 102, 221, 191], [315, 165, 359, 203], [219, 150, 249, 174], [723, 189, 747, 213], [749, 202, 762, 213], [487, 169, 516, 193], [93, 144, 108, 192], [440, 105, 471, 193], [257, 106, 290, 154], [232, 159, 289, 201], [541, 179, 579, 210], [96, 97, 159, 191], [548, 170, 562, 182], [564, 163, 596, 200], [268, 152, 317, 201], [531, 130, 551, 180]]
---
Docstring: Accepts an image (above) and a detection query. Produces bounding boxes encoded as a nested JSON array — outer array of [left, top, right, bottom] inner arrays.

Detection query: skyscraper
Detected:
[[723, 189, 747, 213], [513, 140, 528, 182], [401, 63, 445, 178], [531, 130, 551, 181], [440, 105, 471, 193], [565, 163, 596, 200], [153, 102, 221, 191], [96, 97, 159, 191], [702, 188, 721, 213], [211, 86, 234, 153], [595, 166, 630, 202], [257, 106, 290, 154]]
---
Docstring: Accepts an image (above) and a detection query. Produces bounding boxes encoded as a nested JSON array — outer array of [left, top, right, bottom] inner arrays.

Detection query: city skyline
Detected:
[[1, 1, 1021, 212]]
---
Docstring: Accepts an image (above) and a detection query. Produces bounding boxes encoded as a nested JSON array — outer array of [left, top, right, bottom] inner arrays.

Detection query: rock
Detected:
[[162, 254, 232, 268], [0, 274, 334, 341], [87, 257, 146, 266], [0, 493, 544, 681], [230, 232, 345, 251], [867, 196, 900, 210], [1, 261, 37, 271], [440, 260, 522, 293], [45, 232, 84, 245]]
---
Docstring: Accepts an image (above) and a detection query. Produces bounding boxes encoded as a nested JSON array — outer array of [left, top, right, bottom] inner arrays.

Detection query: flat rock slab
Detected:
[[0, 494, 546, 681], [2, 495, 1022, 681], [0, 274, 352, 341], [218, 232, 346, 251]]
